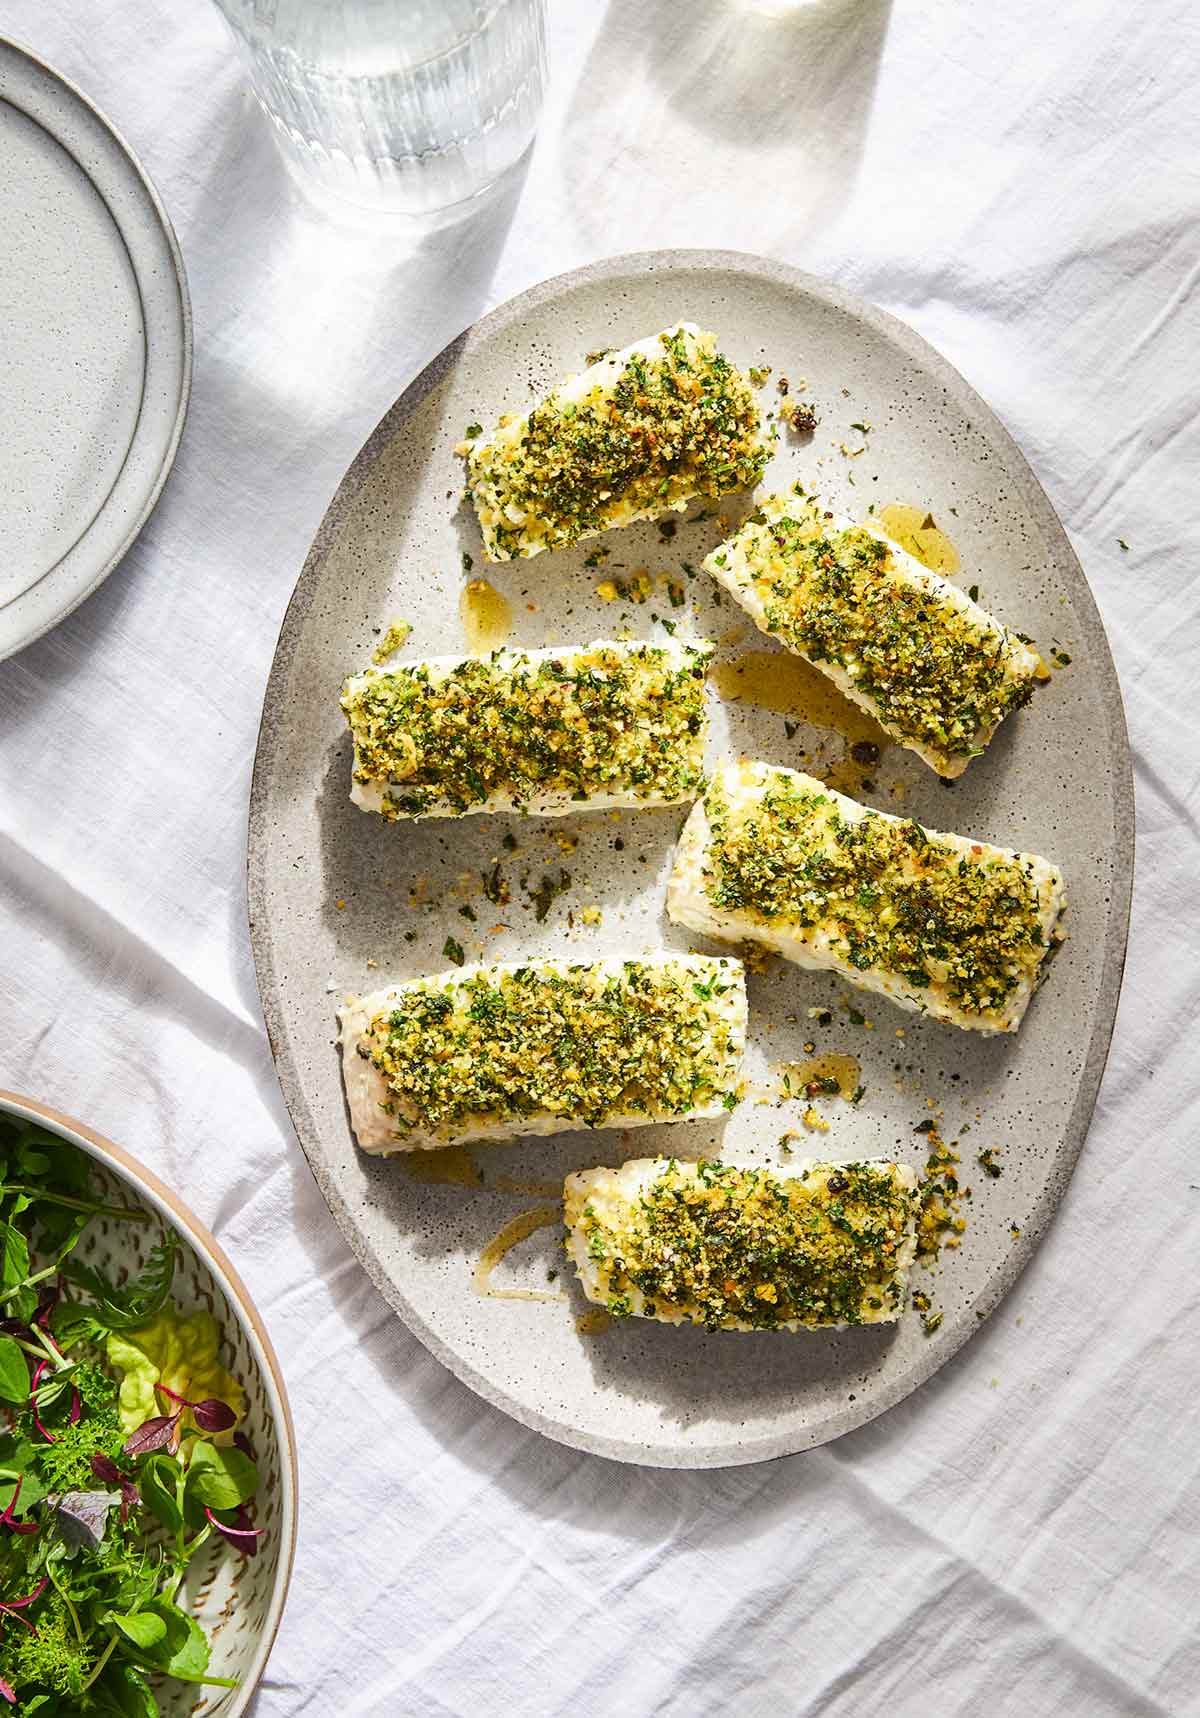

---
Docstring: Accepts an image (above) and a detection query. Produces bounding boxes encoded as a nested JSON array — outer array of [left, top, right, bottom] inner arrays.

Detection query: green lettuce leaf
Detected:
[[106, 1611, 167, 1650], [0, 1332, 29, 1404], [184, 1442, 258, 1513], [137, 1599, 211, 1679], [106, 1309, 244, 1441]]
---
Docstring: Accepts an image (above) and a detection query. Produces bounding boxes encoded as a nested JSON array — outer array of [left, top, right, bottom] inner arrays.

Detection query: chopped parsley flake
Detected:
[[531, 870, 571, 922]]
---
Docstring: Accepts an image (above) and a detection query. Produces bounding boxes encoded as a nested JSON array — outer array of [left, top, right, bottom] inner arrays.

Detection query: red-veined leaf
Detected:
[[191, 1398, 237, 1433], [123, 1411, 181, 1457]]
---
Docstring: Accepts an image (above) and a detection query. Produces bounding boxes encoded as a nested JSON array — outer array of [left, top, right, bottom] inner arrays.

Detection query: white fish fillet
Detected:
[[668, 759, 1065, 1033], [564, 1156, 919, 1330], [339, 954, 747, 1154], [341, 638, 713, 821], [463, 324, 768, 561], [703, 493, 1041, 776]]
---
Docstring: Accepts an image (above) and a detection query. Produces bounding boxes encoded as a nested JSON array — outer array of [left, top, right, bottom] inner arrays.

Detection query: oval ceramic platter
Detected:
[[249, 251, 1132, 1468], [0, 37, 191, 661]]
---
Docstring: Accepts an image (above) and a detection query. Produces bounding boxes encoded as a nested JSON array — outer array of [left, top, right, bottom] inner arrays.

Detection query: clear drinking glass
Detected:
[[212, 0, 548, 216]]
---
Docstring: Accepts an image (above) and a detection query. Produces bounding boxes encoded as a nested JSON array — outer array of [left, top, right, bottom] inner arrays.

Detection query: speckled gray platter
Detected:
[[249, 251, 1133, 1468], [0, 37, 191, 662]]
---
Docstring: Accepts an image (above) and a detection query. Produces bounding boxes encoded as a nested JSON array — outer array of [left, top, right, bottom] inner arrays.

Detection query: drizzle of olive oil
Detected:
[[575, 1308, 612, 1335], [873, 504, 961, 576], [473, 1205, 563, 1302], [460, 578, 513, 652], [403, 1146, 483, 1188], [778, 1053, 862, 1102], [490, 1174, 563, 1199], [711, 652, 888, 750]]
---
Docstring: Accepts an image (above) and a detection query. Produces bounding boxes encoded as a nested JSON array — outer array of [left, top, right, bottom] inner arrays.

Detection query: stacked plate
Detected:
[[0, 37, 190, 661]]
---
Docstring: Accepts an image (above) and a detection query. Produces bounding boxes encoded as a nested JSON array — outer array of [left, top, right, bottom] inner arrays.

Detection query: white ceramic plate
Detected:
[[0, 1091, 297, 1715], [0, 38, 191, 661], [249, 252, 1132, 1467]]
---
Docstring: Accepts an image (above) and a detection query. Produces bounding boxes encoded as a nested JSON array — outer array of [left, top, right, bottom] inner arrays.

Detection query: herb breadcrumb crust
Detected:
[[341, 639, 713, 820], [462, 325, 768, 561], [565, 1156, 919, 1330], [339, 956, 747, 1153], [704, 493, 1040, 776], [668, 760, 1065, 1033]]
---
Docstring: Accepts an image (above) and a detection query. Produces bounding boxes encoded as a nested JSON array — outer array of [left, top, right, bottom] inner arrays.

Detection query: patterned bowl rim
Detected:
[[0, 1088, 298, 1714]]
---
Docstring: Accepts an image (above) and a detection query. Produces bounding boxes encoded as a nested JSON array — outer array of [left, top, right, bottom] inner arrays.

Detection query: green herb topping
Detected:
[[343, 642, 711, 818], [361, 960, 743, 1138], [701, 765, 1052, 1019], [464, 328, 767, 559], [707, 499, 1036, 762], [571, 1159, 916, 1330]]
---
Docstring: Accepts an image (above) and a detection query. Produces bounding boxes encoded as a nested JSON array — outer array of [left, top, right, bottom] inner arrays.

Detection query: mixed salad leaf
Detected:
[[0, 1114, 264, 1713]]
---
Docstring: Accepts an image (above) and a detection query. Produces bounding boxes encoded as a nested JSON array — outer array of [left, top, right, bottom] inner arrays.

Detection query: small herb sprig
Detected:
[[0, 1115, 264, 1713]]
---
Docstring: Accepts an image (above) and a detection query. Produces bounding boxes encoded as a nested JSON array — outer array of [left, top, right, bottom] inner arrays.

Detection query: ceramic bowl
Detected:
[[0, 1090, 296, 1716]]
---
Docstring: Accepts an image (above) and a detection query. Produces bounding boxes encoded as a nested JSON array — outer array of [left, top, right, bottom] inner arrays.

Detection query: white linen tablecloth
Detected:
[[2, 2, 1198, 1712]]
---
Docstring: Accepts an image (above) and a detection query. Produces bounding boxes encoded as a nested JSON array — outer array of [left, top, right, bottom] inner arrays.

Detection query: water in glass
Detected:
[[213, 0, 548, 215]]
